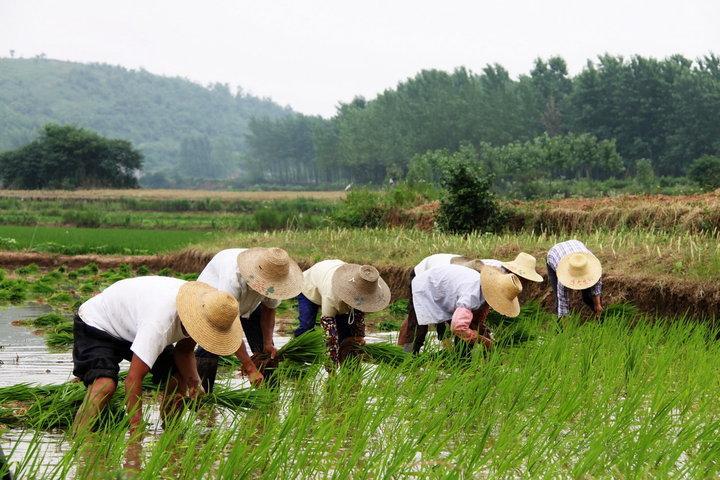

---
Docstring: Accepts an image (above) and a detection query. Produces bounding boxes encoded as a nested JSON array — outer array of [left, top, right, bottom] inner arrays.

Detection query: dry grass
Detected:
[[0, 189, 346, 201]]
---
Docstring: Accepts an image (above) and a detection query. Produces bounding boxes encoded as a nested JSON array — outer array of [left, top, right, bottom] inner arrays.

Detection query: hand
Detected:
[[263, 344, 277, 359], [594, 304, 604, 316], [247, 369, 264, 387], [187, 381, 205, 401]]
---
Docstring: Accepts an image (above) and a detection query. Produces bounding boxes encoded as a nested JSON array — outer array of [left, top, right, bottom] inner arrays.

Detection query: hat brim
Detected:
[[556, 253, 602, 290], [501, 261, 544, 283], [480, 267, 521, 318], [331, 264, 391, 313], [176, 281, 243, 356], [236, 248, 304, 300]]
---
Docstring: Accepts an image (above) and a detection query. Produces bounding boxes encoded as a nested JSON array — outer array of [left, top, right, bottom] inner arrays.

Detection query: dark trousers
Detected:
[[196, 306, 263, 392], [295, 293, 363, 342], [398, 271, 448, 354], [546, 263, 594, 314]]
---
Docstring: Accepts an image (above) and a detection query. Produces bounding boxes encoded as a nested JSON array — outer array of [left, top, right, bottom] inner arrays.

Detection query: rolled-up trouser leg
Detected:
[[320, 316, 340, 365], [436, 321, 448, 340]]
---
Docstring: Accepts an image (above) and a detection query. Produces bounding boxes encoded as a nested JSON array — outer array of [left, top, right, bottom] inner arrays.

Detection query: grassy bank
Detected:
[[4, 308, 720, 478], [195, 227, 720, 282]]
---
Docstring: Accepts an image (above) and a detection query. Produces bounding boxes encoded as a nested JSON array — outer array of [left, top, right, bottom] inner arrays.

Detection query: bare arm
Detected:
[[259, 304, 277, 358], [235, 340, 263, 386], [593, 294, 603, 316], [125, 355, 150, 433], [173, 337, 202, 398]]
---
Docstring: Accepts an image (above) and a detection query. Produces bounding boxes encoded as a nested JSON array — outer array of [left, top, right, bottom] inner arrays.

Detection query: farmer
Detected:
[[194, 247, 303, 391], [397, 253, 471, 353], [410, 263, 522, 352], [72, 276, 242, 434], [296, 259, 391, 365], [546, 239, 603, 317]]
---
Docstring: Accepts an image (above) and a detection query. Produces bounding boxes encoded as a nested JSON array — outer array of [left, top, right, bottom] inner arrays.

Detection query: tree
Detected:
[[437, 162, 505, 234], [687, 155, 720, 190], [0, 123, 142, 189], [634, 158, 655, 189]]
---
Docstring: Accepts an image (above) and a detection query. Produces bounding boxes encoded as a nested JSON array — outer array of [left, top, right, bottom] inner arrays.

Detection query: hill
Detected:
[[0, 57, 292, 178]]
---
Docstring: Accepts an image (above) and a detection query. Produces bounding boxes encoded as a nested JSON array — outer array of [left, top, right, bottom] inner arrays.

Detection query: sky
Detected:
[[1, 0, 718, 117]]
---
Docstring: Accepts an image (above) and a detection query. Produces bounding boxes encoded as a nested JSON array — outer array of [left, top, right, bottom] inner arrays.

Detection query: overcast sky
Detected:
[[1, 0, 718, 117]]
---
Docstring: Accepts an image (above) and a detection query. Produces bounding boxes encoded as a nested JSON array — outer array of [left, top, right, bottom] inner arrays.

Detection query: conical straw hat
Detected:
[[502, 252, 544, 283], [480, 267, 522, 318], [449, 255, 473, 265], [331, 264, 391, 313], [556, 252, 602, 290], [176, 281, 243, 356], [454, 258, 486, 273], [236, 247, 303, 300]]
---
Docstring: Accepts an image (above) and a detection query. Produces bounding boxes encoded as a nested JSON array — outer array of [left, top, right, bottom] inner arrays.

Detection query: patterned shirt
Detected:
[[547, 240, 602, 317]]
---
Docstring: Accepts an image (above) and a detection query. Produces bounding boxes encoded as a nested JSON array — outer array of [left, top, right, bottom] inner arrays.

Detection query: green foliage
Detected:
[[437, 162, 506, 234], [634, 158, 656, 189], [0, 124, 143, 189], [687, 155, 720, 190], [0, 58, 289, 175], [333, 189, 390, 228]]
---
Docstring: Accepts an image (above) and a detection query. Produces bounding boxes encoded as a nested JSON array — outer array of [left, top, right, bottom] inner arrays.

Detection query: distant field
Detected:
[[0, 225, 217, 254], [0, 189, 346, 201]]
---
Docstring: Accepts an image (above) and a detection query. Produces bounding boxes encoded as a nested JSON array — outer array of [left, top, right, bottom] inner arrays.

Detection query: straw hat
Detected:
[[331, 264, 391, 313], [236, 247, 303, 300], [556, 252, 602, 290], [176, 281, 243, 356], [455, 258, 486, 273], [480, 267, 522, 318], [501, 252, 543, 283]]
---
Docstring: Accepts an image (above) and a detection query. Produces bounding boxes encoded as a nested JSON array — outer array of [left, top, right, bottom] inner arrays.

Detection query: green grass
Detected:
[[0, 225, 218, 254], [3, 307, 720, 478], [194, 226, 720, 281]]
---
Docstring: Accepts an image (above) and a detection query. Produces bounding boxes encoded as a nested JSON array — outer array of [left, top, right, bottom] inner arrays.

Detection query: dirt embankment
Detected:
[[1, 250, 718, 320], [395, 191, 720, 234]]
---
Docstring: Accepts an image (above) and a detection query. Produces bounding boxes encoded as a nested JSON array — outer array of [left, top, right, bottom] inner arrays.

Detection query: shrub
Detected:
[[61, 209, 104, 228], [688, 155, 720, 191], [437, 162, 506, 234], [333, 189, 389, 228]]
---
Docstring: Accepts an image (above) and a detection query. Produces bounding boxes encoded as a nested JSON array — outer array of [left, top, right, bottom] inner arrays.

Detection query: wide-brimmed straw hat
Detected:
[[557, 252, 602, 290], [455, 258, 485, 272], [176, 281, 243, 356], [502, 252, 543, 283], [236, 247, 303, 300], [480, 266, 522, 318], [331, 264, 391, 313]]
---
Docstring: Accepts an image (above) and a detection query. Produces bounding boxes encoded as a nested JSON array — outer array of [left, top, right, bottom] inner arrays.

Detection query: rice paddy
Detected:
[[3, 305, 720, 478]]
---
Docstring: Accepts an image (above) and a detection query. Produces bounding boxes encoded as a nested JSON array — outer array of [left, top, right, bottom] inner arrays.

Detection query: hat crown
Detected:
[[202, 291, 238, 331], [502, 273, 523, 300], [568, 253, 588, 274], [258, 247, 290, 279], [357, 265, 379, 292]]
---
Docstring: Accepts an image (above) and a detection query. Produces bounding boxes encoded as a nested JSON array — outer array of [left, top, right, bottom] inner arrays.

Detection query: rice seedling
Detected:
[[360, 342, 408, 366]]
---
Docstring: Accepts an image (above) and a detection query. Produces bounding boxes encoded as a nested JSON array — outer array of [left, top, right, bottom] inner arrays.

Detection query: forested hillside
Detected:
[[247, 54, 720, 186], [0, 58, 291, 178]]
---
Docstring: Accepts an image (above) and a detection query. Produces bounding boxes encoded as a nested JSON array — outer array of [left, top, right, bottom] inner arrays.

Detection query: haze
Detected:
[[1, 0, 718, 117]]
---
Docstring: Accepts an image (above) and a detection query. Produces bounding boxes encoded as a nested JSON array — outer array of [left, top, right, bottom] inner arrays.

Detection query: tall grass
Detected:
[[4, 307, 720, 478]]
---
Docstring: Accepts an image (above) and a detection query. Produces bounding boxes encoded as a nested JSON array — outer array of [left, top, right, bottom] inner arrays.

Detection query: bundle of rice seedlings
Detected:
[[276, 328, 326, 364], [46, 323, 74, 349], [28, 313, 66, 328], [360, 342, 408, 366], [205, 384, 277, 411]]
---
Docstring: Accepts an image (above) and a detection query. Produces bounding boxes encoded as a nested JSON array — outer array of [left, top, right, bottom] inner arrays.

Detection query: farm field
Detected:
[[0, 225, 217, 254], [0, 189, 347, 201], [3, 306, 720, 478]]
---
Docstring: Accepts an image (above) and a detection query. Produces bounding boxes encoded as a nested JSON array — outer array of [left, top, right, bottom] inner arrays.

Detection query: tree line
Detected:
[[246, 54, 720, 185]]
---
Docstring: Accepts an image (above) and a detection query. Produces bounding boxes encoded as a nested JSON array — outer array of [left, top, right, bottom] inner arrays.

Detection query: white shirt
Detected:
[[302, 259, 351, 317], [78, 276, 188, 368], [198, 248, 280, 318], [413, 253, 462, 276], [412, 264, 486, 325], [481, 259, 509, 273]]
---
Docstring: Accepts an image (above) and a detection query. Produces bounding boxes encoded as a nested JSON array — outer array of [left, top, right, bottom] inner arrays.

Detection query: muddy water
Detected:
[[0, 304, 398, 477]]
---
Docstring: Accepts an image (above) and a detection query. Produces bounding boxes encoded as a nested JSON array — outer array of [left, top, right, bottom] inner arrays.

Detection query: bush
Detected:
[[333, 189, 389, 228], [61, 209, 104, 228], [688, 155, 720, 191], [437, 162, 506, 235]]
